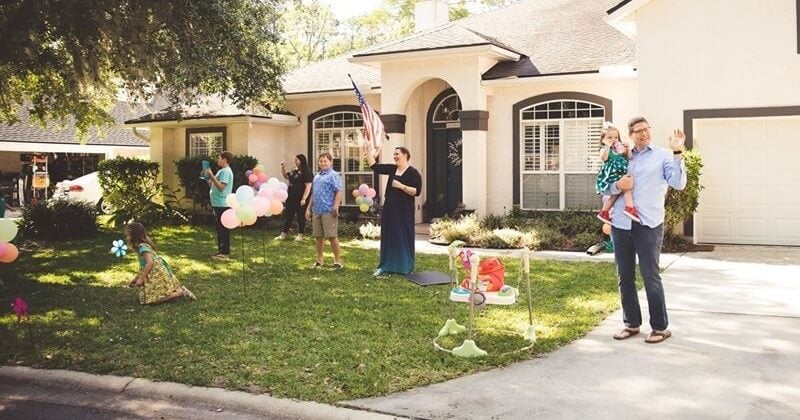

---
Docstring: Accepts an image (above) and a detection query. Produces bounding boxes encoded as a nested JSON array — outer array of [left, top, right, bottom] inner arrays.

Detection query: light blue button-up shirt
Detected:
[[311, 168, 342, 214], [605, 144, 686, 230]]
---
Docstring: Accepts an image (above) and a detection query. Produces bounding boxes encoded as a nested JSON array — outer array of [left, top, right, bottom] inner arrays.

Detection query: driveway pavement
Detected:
[[344, 246, 800, 419]]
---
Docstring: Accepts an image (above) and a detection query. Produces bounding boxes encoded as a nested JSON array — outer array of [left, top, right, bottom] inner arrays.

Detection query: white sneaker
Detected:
[[274, 233, 287, 240], [294, 235, 304, 241]]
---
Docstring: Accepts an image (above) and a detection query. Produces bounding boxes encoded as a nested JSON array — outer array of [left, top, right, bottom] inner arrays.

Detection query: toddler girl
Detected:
[[595, 125, 640, 224], [126, 222, 196, 304]]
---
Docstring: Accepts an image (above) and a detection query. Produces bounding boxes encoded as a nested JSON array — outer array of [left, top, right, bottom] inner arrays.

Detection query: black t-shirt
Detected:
[[286, 168, 313, 205]]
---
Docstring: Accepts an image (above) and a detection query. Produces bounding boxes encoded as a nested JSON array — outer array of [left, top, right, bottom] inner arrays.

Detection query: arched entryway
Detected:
[[425, 88, 463, 220]]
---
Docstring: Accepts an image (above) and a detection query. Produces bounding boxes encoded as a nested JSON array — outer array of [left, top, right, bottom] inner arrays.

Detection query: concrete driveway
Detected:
[[344, 246, 800, 419]]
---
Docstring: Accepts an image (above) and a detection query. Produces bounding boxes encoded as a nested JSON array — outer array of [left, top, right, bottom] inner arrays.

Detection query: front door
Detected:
[[426, 89, 462, 220]]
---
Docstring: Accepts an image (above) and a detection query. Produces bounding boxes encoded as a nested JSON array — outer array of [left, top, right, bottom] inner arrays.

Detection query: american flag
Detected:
[[349, 75, 384, 156]]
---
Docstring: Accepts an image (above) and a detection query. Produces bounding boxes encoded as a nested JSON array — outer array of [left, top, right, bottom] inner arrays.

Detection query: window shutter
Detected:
[[564, 119, 603, 172]]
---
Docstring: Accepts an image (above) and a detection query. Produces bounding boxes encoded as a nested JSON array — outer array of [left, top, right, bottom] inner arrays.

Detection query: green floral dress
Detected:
[[136, 244, 181, 305], [595, 149, 629, 194]]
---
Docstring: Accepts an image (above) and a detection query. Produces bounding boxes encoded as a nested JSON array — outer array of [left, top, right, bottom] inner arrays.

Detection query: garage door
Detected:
[[694, 117, 800, 246]]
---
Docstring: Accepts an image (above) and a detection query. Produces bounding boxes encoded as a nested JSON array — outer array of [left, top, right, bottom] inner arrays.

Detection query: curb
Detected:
[[0, 366, 403, 420]]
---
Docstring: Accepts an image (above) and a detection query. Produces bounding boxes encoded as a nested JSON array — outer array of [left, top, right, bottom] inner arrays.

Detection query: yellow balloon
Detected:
[[0, 219, 18, 242]]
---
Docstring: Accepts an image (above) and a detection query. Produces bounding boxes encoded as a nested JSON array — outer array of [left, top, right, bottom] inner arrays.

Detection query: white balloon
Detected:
[[235, 185, 255, 204], [225, 193, 240, 210], [267, 177, 280, 191]]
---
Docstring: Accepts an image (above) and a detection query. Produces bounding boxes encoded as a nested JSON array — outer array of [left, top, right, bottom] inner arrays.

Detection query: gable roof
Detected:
[[0, 102, 149, 147], [124, 96, 296, 125], [284, 0, 635, 94]]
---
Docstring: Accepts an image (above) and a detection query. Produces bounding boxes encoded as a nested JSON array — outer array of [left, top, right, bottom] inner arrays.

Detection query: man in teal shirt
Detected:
[[206, 151, 234, 259]]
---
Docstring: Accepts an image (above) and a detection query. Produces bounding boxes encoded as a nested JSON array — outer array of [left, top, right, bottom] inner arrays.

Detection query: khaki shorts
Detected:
[[312, 213, 338, 238]]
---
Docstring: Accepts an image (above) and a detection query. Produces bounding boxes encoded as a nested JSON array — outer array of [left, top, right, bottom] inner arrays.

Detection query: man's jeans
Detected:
[[212, 206, 231, 255], [612, 223, 668, 331]]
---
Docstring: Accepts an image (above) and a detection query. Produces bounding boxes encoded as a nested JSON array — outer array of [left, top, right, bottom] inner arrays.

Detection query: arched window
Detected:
[[312, 111, 372, 206], [432, 93, 461, 124], [519, 100, 605, 210]]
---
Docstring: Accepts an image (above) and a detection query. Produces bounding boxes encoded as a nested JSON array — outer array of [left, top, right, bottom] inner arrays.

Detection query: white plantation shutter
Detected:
[[564, 119, 603, 172]]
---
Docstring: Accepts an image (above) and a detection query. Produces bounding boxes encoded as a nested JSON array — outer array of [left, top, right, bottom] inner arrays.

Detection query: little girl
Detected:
[[126, 222, 196, 304], [595, 125, 640, 224]]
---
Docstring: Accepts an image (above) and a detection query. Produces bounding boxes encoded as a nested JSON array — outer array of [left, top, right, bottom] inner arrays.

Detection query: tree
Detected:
[[0, 0, 287, 138], [280, 0, 339, 68]]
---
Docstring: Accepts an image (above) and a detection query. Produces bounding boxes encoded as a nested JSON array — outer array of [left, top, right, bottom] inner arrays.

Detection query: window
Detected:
[[313, 112, 372, 206], [519, 100, 604, 210], [186, 127, 226, 157]]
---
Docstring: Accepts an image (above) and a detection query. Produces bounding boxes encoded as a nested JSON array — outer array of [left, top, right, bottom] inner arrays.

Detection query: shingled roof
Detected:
[[124, 96, 296, 124], [283, 0, 635, 94], [0, 102, 149, 147]]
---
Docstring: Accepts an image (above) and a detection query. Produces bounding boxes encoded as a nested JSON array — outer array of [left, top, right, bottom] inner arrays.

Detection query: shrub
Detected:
[[175, 154, 259, 211], [492, 228, 525, 248], [441, 213, 482, 243], [359, 222, 381, 239], [480, 213, 506, 230], [20, 199, 97, 240], [533, 226, 565, 250], [572, 232, 603, 250], [665, 150, 703, 231], [97, 157, 162, 224]]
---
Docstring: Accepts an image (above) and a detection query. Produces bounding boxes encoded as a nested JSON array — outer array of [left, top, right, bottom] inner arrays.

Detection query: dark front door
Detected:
[[427, 126, 462, 219]]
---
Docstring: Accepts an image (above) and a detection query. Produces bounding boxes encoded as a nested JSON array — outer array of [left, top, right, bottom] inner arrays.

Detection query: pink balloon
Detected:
[[252, 197, 270, 216], [221, 208, 240, 229], [274, 190, 288, 202], [358, 184, 369, 195], [253, 181, 262, 191], [269, 200, 284, 215], [259, 189, 274, 200], [248, 174, 258, 184], [366, 188, 376, 198], [0, 243, 18, 263], [0, 242, 7, 259], [257, 173, 268, 183]]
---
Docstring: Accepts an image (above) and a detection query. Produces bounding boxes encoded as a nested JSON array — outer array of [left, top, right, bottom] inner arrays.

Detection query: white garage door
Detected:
[[695, 117, 800, 246]]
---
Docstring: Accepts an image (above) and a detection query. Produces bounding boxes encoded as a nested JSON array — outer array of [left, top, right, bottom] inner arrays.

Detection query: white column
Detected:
[[461, 130, 487, 216]]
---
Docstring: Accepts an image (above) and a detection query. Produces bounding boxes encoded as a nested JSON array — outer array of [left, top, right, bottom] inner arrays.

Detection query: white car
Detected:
[[53, 171, 112, 214]]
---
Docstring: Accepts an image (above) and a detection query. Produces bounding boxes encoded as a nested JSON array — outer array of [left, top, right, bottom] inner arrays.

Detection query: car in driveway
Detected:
[[53, 171, 112, 214]]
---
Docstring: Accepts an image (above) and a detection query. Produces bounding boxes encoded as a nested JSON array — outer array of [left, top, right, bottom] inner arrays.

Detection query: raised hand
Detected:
[[669, 129, 686, 151]]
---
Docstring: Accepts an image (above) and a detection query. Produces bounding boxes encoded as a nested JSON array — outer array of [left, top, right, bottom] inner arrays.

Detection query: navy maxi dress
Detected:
[[371, 163, 422, 274]]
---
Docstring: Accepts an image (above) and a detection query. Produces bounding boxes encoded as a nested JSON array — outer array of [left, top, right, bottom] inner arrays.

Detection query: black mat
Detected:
[[404, 271, 452, 286]]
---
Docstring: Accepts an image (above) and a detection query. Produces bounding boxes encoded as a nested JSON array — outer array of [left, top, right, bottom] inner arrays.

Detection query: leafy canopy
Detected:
[[0, 0, 287, 137]]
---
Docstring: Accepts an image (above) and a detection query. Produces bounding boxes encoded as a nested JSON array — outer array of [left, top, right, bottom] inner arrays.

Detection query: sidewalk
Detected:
[[343, 245, 800, 419]]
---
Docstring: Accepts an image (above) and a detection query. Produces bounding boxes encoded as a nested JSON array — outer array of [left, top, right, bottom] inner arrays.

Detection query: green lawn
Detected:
[[0, 225, 619, 403]]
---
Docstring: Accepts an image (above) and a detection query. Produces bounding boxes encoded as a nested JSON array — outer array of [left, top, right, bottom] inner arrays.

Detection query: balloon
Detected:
[[358, 184, 369, 195], [274, 190, 288, 202], [355, 196, 364, 205], [252, 197, 270, 216], [359, 203, 370, 213], [237, 206, 257, 226], [269, 200, 283, 215], [267, 177, 280, 191], [257, 173, 267, 183], [0, 219, 19, 242], [0, 243, 18, 263], [0, 242, 8, 259], [248, 174, 258, 184], [221, 208, 240, 229], [236, 185, 255, 204], [352, 189, 360, 198], [363, 197, 373, 206], [225, 194, 240, 210], [252, 182, 262, 192], [366, 188, 376, 198], [253, 164, 264, 174], [278, 182, 288, 191], [602, 223, 612, 235], [258, 188, 274, 200], [245, 170, 253, 177]]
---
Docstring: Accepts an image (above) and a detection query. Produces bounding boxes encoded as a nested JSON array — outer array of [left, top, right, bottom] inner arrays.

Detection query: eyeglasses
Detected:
[[631, 127, 651, 135]]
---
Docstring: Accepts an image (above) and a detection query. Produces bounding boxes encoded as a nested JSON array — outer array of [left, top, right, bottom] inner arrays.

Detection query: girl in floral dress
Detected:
[[126, 222, 195, 304], [596, 125, 640, 224]]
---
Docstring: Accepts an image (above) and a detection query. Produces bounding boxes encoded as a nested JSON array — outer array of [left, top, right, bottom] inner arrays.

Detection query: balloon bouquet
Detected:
[[0, 219, 19, 263], [220, 164, 289, 230], [352, 183, 377, 213]]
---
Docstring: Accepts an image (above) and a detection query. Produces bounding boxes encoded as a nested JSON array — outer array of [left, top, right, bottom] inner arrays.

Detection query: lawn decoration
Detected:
[[221, 176, 289, 230], [352, 183, 376, 213], [434, 246, 536, 358], [449, 249, 517, 306], [0, 219, 19, 264], [12, 296, 29, 322], [110, 239, 128, 257]]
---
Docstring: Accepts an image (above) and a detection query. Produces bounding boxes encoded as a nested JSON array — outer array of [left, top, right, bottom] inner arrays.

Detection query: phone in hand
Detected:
[[200, 160, 210, 180]]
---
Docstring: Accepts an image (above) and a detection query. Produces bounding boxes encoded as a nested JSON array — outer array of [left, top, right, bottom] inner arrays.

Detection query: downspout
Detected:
[[131, 127, 151, 143]]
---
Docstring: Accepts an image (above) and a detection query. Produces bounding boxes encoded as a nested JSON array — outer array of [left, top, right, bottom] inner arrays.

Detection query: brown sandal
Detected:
[[644, 330, 672, 344], [613, 327, 640, 340]]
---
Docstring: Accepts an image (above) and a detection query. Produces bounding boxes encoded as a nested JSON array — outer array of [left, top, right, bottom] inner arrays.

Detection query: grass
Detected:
[[0, 225, 619, 403]]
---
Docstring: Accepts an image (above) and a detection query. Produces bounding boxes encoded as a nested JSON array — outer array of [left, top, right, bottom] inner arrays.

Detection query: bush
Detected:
[[175, 154, 259, 211], [20, 200, 97, 240], [359, 222, 381, 239], [480, 213, 506, 230], [665, 150, 703, 231], [572, 232, 603, 250], [97, 157, 162, 224]]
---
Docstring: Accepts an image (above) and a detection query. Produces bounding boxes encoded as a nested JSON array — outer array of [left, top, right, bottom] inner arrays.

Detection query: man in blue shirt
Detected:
[[606, 117, 686, 344], [206, 151, 234, 259], [305, 152, 343, 269]]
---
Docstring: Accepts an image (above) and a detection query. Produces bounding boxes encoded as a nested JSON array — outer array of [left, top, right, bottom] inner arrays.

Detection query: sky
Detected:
[[318, 0, 385, 20]]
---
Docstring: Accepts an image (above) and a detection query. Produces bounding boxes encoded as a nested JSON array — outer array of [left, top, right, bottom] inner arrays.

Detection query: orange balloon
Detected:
[[602, 223, 612, 236], [352, 189, 360, 198], [0, 243, 19, 263]]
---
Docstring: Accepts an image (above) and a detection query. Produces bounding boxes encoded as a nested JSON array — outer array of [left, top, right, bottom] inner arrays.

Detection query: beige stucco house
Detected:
[[126, 0, 800, 246]]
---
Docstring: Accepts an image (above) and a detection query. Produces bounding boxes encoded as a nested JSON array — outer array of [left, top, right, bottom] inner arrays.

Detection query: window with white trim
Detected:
[[186, 127, 226, 157], [519, 100, 604, 210], [313, 112, 372, 206]]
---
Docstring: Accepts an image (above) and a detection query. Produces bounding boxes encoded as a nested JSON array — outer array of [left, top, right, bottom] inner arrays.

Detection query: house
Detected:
[[125, 0, 800, 246], [0, 101, 150, 204]]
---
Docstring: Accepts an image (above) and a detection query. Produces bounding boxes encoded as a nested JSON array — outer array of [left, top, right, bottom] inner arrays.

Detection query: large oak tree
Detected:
[[0, 0, 288, 136]]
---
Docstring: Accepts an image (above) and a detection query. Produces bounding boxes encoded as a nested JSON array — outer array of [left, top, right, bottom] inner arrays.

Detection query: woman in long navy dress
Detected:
[[366, 144, 422, 276]]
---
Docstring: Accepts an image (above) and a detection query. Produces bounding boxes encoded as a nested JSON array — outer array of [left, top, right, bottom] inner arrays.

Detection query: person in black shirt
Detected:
[[275, 154, 313, 241]]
